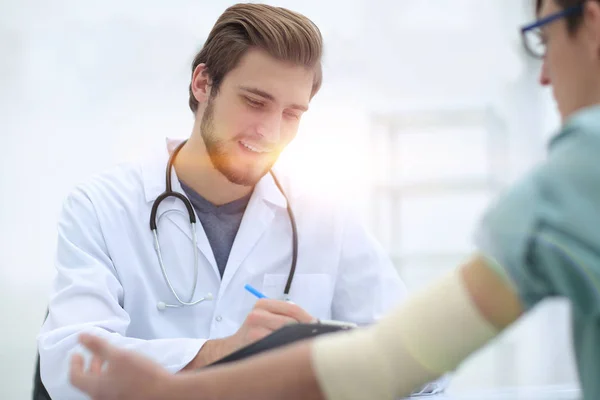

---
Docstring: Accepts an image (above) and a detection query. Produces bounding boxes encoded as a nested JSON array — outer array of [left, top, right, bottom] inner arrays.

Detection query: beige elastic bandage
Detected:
[[311, 267, 499, 400]]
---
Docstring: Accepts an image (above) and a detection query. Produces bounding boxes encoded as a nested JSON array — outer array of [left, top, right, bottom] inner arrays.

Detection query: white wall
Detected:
[[0, 0, 578, 398]]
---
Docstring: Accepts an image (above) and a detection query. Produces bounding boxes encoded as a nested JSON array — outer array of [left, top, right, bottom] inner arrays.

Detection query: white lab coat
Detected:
[[37, 139, 407, 399]]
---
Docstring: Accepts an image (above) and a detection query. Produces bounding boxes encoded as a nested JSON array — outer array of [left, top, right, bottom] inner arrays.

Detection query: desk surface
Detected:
[[408, 385, 581, 400]]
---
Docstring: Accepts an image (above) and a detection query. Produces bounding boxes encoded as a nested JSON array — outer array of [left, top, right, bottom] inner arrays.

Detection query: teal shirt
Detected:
[[475, 105, 600, 399]]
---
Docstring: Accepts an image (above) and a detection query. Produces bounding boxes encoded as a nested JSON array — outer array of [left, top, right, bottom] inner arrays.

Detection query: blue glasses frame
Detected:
[[520, 2, 584, 58]]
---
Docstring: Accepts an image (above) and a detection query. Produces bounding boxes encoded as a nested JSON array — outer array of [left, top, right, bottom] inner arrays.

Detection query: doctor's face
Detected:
[[196, 48, 314, 186]]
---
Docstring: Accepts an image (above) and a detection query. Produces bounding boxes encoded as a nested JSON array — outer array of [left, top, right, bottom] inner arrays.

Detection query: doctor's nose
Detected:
[[256, 113, 282, 143]]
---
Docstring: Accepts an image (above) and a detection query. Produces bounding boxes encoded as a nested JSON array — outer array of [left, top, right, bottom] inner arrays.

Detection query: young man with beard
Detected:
[[37, 3, 409, 399]]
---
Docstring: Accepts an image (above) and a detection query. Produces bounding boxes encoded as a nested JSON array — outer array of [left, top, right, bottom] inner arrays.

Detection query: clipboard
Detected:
[[207, 323, 352, 367], [205, 322, 448, 397]]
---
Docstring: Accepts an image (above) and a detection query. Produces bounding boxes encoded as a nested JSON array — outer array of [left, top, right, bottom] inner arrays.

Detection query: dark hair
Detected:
[[535, 0, 588, 32], [188, 3, 323, 114]]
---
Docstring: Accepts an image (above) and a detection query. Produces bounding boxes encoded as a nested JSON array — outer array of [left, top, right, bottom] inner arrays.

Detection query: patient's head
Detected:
[[528, 0, 600, 120]]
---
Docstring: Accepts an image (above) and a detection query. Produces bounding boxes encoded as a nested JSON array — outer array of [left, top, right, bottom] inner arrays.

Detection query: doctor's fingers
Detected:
[[254, 299, 314, 323], [247, 308, 300, 330]]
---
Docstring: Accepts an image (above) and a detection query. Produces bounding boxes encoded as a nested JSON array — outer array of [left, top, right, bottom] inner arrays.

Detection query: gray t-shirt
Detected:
[[179, 180, 251, 278]]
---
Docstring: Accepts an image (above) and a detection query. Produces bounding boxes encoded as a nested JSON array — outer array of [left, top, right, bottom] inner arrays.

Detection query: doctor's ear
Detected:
[[191, 63, 213, 104]]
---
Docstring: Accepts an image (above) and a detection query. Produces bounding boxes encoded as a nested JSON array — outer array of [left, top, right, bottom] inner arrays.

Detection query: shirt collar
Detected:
[[549, 103, 600, 150]]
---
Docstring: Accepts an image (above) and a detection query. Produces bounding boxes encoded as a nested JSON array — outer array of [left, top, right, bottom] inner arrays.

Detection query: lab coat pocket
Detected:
[[262, 273, 334, 320]]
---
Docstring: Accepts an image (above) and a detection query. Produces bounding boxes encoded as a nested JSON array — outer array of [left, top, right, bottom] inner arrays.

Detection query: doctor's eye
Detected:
[[283, 110, 301, 120], [244, 97, 265, 109]]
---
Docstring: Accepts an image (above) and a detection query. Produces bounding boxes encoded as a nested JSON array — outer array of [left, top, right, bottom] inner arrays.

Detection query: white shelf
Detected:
[[368, 106, 508, 275], [372, 178, 500, 196]]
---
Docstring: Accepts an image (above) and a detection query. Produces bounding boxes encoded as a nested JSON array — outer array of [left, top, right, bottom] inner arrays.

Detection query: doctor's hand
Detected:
[[70, 333, 173, 400], [232, 298, 314, 348], [185, 299, 314, 369]]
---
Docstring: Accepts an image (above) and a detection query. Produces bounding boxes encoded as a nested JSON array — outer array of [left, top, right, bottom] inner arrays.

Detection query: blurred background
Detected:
[[0, 0, 579, 398]]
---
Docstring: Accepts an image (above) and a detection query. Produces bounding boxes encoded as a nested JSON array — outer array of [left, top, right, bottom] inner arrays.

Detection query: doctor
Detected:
[[37, 3, 407, 399], [67, 0, 600, 399]]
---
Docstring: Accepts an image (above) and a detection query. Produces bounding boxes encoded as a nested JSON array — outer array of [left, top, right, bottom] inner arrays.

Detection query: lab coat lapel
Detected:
[[162, 186, 220, 279], [220, 172, 287, 292], [142, 138, 220, 279]]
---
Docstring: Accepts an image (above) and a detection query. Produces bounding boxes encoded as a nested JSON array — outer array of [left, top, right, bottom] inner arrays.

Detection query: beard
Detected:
[[200, 98, 277, 187]]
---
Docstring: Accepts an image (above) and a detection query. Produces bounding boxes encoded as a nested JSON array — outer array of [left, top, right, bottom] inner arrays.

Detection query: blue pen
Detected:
[[244, 284, 268, 299], [243, 284, 353, 327], [244, 284, 297, 305]]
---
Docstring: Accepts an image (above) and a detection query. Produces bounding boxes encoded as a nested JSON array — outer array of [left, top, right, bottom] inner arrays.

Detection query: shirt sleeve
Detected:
[[37, 186, 206, 400], [474, 132, 600, 313], [473, 172, 552, 310]]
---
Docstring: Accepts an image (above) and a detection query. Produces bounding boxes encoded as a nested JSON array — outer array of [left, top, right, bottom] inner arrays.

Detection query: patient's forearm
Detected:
[[166, 255, 522, 400], [171, 342, 324, 400], [311, 255, 522, 400]]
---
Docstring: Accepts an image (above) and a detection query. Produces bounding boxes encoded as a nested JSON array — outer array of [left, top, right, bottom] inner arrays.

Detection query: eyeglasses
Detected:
[[520, 3, 584, 59]]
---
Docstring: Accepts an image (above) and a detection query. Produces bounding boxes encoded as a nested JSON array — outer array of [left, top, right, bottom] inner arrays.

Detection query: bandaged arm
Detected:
[[311, 255, 522, 400]]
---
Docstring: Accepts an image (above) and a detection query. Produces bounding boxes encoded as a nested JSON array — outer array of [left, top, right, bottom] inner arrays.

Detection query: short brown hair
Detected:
[[188, 3, 323, 113]]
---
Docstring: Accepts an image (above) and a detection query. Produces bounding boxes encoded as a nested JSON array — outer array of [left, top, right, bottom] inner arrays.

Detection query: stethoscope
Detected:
[[150, 140, 298, 311]]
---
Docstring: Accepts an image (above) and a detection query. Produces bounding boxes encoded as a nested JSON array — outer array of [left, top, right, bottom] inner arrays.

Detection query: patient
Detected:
[[68, 0, 600, 399]]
